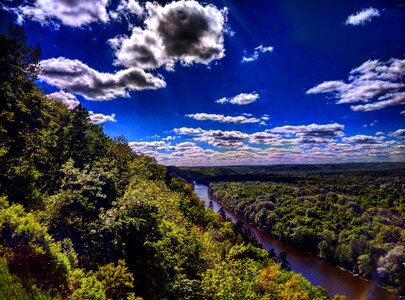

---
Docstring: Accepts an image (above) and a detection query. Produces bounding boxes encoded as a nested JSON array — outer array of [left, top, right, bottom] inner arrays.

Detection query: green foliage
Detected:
[[0, 256, 57, 300], [0, 204, 72, 296], [209, 178, 405, 288], [96, 260, 134, 299], [69, 270, 106, 300]]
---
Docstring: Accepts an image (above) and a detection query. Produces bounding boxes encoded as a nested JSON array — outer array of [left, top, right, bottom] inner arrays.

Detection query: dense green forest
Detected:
[[209, 176, 405, 293], [0, 27, 343, 299], [170, 164, 405, 185]]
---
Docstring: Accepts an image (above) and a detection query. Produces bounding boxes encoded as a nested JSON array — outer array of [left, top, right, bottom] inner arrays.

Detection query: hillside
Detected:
[[0, 27, 341, 299]]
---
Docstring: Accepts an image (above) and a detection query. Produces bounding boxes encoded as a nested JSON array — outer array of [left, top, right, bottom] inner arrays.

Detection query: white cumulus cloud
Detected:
[[109, 0, 228, 70], [215, 92, 260, 105], [88, 111, 117, 124], [186, 113, 261, 124], [307, 58, 405, 112], [39, 57, 166, 100]]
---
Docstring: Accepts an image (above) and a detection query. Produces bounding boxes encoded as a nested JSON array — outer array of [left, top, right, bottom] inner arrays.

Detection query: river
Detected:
[[193, 184, 398, 300]]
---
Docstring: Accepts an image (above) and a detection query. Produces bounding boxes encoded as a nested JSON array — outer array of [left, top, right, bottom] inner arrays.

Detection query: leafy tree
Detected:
[[96, 260, 134, 299]]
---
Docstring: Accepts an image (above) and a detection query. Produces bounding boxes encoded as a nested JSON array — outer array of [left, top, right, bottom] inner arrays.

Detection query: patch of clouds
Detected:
[[186, 113, 261, 124], [307, 58, 405, 112], [345, 7, 380, 26], [261, 114, 270, 121], [88, 111, 117, 124], [39, 57, 166, 100], [363, 120, 379, 128], [174, 127, 249, 148], [215, 92, 259, 105], [128, 141, 173, 152], [241, 44, 273, 63], [248, 132, 280, 145], [390, 129, 405, 139], [3, 0, 110, 28], [174, 123, 345, 149], [162, 136, 177, 141], [351, 92, 405, 112], [109, 0, 228, 71], [109, 0, 143, 22], [131, 127, 402, 165], [46, 90, 80, 109], [306, 81, 347, 94], [269, 123, 345, 141], [343, 135, 384, 144]]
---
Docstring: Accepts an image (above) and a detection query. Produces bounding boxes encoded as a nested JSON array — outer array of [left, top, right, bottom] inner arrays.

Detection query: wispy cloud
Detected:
[[186, 113, 262, 124], [307, 58, 405, 112], [345, 7, 381, 26], [215, 92, 260, 105], [242, 45, 274, 63]]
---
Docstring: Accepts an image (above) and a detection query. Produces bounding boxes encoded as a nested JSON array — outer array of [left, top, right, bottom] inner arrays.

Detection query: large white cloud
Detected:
[[109, 0, 228, 70], [39, 57, 166, 100], [186, 113, 261, 124], [345, 7, 380, 26], [307, 58, 405, 112], [4, 0, 111, 28], [46, 90, 80, 109], [215, 92, 260, 105]]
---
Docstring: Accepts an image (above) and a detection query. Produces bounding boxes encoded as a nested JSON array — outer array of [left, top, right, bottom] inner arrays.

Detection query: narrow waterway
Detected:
[[194, 184, 398, 300]]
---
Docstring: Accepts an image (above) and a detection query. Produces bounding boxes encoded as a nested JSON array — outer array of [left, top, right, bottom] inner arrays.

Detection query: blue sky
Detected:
[[1, 0, 404, 165]]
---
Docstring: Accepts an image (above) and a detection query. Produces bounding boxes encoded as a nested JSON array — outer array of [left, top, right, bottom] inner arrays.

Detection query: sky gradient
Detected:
[[1, 0, 404, 165]]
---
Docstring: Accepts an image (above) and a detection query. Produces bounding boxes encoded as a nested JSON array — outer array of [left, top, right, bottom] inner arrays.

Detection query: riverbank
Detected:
[[194, 184, 398, 300], [208, 187, 398, 294]]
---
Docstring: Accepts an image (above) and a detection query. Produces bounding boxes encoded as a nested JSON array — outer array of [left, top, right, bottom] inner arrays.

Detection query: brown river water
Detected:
[[193, 184, 399, 300]]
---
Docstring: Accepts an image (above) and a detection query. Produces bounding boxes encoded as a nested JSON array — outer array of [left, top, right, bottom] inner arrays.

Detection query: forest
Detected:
[[170, 164, 405, 185], [209, 175, 405, 295], [0, 26, 346, 299]]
